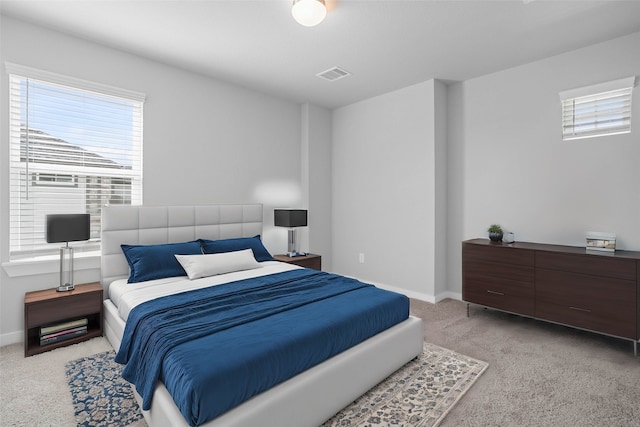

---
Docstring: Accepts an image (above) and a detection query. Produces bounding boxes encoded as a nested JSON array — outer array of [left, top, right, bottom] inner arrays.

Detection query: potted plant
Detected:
[[488, 224, 503, 242]]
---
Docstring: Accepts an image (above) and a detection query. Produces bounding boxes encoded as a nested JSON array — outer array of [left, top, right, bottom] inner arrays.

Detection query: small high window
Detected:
[[560, 76, 635, 141]]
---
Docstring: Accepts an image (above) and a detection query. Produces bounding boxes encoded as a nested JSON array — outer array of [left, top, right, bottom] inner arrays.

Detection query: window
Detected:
[[560, 76, 635, 141], [33, 173, 77, 187], [7, 63, 145, 258]]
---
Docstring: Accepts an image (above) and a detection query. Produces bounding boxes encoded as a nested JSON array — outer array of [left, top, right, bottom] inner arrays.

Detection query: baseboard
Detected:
[[338, 274, 462, 305], [0, 330, 23, 347], [435, 291, 462, 303], [365, 281, 437, 304]]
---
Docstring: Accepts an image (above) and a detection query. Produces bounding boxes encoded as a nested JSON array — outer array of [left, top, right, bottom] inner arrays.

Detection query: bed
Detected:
[[100, 204, 424, 427]]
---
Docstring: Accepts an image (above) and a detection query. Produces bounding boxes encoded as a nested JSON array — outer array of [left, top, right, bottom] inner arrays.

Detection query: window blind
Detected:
[[560, 77, 635, 141], [7, 64, 144, 258]]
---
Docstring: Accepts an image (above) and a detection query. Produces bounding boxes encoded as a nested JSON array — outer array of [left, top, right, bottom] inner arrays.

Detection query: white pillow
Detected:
[[175, 249, 260, 280]]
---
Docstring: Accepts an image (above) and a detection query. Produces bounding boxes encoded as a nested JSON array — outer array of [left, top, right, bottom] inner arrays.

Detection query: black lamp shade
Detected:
[[274, 209, 307, 228], [46, 214, 91, 243]]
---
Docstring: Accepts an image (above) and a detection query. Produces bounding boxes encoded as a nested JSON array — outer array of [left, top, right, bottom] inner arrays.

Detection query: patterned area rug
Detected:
[[322, 343, 488, 427], [66, 343, 487, 427], [65, 350, 144, 427]]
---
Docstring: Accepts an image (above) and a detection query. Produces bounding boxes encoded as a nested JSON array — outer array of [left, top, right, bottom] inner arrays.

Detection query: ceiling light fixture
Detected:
[[292, 0, 327, 27]]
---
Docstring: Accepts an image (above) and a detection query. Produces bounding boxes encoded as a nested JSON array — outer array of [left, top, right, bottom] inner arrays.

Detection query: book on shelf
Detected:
[[40, 317, 88, 336], [40, 326, 87, 345]]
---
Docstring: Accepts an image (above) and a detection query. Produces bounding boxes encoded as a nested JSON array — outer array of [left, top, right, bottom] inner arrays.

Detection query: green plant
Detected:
[[487, 224, 503, 233]]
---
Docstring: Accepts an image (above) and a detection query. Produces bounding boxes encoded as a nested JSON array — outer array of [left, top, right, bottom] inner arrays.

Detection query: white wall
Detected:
[[446, 31, 640, 295], [331, 31, 640, 302], [0, 16, 312, 344], [301, 104, 333, 271], [433, 80, 449, 298], [331, 79, 444, 301]]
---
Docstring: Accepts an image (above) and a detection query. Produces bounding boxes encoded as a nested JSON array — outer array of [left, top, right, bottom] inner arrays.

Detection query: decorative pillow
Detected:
[[175, 249, 261, 280], [199, 235, 274, 262], [121, 240, 202, 283]]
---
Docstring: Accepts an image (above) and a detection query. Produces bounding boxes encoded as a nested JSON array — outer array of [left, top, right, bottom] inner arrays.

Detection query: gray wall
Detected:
[[302, 104, 333, 271], [0, 16, 327, 344], [330, 31, 639, 303], [446, 31, 640, 295], [331, 80, 443, 301]]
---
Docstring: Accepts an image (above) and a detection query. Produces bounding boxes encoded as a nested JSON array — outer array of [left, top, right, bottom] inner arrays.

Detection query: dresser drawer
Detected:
[[536, 269, 636, 339], [536, 251, 636, 281], [463, 243, 534, 267], [463, 285, 534, 316], [463, 260, 534, 315]]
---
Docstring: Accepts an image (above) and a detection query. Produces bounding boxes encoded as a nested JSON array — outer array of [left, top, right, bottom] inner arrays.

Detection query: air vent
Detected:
[[316, 67, 351, 82]]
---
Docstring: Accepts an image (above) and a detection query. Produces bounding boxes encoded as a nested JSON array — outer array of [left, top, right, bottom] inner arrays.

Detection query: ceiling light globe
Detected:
[[292, 0, 327, 27]]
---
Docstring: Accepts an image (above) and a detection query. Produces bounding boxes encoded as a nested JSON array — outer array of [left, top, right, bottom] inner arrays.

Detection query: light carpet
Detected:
[[64, 343, 487, 427]]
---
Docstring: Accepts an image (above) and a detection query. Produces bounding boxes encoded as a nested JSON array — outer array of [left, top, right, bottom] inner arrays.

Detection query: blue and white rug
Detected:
[[65, 350, 144, 427]]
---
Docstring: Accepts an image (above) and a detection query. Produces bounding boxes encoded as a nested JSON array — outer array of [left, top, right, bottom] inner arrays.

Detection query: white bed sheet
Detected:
[[109, 261, 299, 321]]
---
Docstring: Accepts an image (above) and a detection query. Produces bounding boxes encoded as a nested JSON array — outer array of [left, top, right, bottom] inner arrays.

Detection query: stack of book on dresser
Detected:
[[40, 318, 88, 346]]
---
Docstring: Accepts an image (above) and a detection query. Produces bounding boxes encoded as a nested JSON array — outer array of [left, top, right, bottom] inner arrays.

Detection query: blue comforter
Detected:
[[115, 268, 409, 426]]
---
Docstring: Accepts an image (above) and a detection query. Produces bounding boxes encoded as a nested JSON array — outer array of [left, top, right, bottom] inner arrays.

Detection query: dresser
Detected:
[[462, 239, 640, 355]]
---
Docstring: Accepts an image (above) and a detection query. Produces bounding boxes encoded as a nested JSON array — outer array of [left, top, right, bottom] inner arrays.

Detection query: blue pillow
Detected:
[[199, 236, 274, 262], [121, 241, 203, 283]]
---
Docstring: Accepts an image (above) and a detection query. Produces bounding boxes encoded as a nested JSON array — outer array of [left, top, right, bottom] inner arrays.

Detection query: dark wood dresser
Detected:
[[462, 238, 640, 355]]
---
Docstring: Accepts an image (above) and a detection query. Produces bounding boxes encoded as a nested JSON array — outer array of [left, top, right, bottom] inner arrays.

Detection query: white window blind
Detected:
[[560, 76, 635, 141], [7, 63, 145, 258]]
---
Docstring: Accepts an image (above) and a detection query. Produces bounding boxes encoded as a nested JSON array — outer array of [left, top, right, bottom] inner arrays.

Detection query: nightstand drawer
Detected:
[[273, 254, 322, 271], [290, 257, 321, 270], [26, 292, 102, 327]]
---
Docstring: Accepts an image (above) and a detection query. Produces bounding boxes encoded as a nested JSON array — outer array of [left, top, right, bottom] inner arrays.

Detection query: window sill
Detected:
[[2, 251, 101, 278]]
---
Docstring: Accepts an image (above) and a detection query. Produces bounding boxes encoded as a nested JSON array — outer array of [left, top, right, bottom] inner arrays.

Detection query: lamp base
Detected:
[[58, 246, 75, 292], [286, 251, 307, 257], [56, 283, 75, 292]]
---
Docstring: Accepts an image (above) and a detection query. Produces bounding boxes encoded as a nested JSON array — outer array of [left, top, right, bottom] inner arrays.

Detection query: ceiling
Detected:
[[2, 1, 640, 109]]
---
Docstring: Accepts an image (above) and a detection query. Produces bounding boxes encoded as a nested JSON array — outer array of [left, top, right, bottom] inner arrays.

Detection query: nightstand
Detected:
[[273, 253, 322, 271], [24, 282, 103, 357]]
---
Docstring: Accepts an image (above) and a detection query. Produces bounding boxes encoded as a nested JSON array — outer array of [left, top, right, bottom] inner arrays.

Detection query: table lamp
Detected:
[[274, 209, 307, 257], [46, 213, 91, 292]]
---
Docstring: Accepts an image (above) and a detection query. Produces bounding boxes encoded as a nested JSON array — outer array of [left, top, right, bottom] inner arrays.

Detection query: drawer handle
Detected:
[[569, 306, 591, 313], [487, 290, 505, 296]]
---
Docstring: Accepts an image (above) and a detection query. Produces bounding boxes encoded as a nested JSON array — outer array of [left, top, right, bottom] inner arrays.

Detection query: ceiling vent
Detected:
[[316, 67, 351, 82]]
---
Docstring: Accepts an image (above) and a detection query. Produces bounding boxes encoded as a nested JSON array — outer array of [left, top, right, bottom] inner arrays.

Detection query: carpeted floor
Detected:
[[411, 299, 640, 426], [1, 298, 638, 426]]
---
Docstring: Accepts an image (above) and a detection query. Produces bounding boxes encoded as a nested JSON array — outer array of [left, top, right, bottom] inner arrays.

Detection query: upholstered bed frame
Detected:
[[100, 203, 424, 427], [101, 204, 264, 293]]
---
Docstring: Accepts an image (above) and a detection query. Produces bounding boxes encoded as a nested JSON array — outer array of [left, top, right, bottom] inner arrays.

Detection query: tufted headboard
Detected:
[[100, 204, 263, 293]]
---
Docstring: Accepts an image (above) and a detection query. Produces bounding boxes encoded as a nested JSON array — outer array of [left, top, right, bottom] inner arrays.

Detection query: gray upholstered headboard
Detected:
[[100, 204, 263, 292]]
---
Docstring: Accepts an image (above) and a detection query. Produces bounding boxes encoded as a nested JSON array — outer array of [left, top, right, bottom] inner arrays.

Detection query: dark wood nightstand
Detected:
[[24, 282, 103, 357], [273, 254, 322, 271]]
